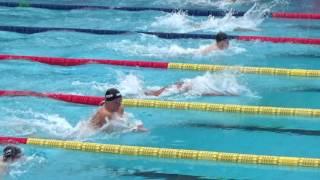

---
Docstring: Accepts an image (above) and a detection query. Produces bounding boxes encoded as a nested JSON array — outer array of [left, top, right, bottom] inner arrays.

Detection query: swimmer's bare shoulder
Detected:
[[119, 106, 124, 116], [0, 161, 7, 176], [90, 107, 111, 128], [200, 44, 218, 55]]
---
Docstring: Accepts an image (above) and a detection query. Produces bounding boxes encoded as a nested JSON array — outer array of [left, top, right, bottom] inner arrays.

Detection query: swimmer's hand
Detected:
[[99, 100, 105, 106], [133, 124, 148, 132]]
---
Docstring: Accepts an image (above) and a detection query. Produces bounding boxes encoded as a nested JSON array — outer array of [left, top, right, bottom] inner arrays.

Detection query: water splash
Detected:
[[116, 73, 145, 98], [8, 153, 47, 179], [0, 107, 144, 141], [73, 72, 253, 99], [71, 80, 111, 93], [153, 0, 256, 9], [109, 38, 245, 58], [71, 72, 145, 97], [154, 72, 253, 98], [99, 113, 145, 135], [0, 109, 74, 138], [68, 111, 146, 141], [72, 72, 147, 98], [150, 3, 267, 33], [67, 120, 97, 140]]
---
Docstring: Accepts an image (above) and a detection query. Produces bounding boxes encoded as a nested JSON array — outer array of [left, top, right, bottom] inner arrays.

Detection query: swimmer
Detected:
[[144, 81, 238, 97], [0, 145, 22, 175], [200, 32, 229, 55], [90, 88, 147, 132]]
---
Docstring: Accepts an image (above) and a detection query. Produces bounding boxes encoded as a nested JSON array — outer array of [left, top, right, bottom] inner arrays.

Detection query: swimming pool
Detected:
[[0, 0, 320, 179]]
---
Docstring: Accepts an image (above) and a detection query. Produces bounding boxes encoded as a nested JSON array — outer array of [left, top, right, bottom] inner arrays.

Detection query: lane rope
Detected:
[[0, 25, 320, 45], [1, 54, 320, 77], [1, 90, 320, 118], [0, 136, 319, 168], [0, 2, 319, 19]]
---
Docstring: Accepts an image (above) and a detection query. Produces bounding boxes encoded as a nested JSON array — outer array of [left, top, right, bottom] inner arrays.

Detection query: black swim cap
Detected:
[[105, 88, 122, 101], [3, 145, 22, 162], [216, 32, 228, 42]]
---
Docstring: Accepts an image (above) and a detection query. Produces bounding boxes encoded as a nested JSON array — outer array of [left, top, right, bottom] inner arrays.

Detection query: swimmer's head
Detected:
[[215, 32, 229, 50], [3, 145, 22, 162], [104, 88, 122, 111]]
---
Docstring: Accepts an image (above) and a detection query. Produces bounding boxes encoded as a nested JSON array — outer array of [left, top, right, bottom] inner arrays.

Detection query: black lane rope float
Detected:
[[1, 1, 319, 19], [0, 1, 246, 17], [1, 25, 320, 45]]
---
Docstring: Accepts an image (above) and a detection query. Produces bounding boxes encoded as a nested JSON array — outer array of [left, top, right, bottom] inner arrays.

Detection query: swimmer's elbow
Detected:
[[120, 107, 124, 115], [202, 92, 239, 96], [200, 48, 210, 55], [200, 45, 216, 55], [89, 120, 100, 129]]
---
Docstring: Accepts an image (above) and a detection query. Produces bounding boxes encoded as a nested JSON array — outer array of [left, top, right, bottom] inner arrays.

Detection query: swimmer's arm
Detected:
[[144, 87, 168, 96], [99, 100, 105, 106], [90, 110, 106, 129], [119, 106, 124, 116], [0, 162, 7, 176], [145, 81, 188, 96], [202, 91, 238, 96], [200, 44, 217, 55], [202, 92, 224, 96], [133, 124, 148, 132]]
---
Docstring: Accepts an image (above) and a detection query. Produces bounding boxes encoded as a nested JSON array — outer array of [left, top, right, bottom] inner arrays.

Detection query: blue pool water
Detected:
[[0, 0, 320, 179]]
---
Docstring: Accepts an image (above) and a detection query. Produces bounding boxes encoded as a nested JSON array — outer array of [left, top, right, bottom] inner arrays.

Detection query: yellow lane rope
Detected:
[[123, 99, 320, 117], [27, 137, 320, 168], [168, 63, 320, 77]]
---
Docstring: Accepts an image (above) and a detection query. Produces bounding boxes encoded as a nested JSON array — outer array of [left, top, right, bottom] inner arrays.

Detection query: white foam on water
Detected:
[[155, 72, 254, 98], [116, 72, 146, 98], [0, 107, 144, 141], [72, 71, 254, 100], [109, 39, 198, 57], [153, 0, 254, 9], [150, 3, 267, 33], [8, 153, 46, 179], [71, 80, 111, 93], [0, 109, 74, 138], [99, 112, 145, 135], [108, 38, 245, 58]]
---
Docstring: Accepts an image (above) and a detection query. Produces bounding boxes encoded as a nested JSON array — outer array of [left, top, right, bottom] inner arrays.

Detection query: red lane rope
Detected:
[[0, 54, 169, 68], [237, 36, 320, 45], [272, 12, 320, 20], [0, 90, 48, 97], [0, 90, 103, 106], [46, 93, 102, 106], [0, 136, 27, 144]]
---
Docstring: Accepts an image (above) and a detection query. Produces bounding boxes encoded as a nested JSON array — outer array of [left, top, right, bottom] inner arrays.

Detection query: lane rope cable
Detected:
[[0, 136, 319, 168], [1, 54, 320, 77], [0, 2, 319, 19], [1, 90, 320, 118], [0, 25, 319, 45]]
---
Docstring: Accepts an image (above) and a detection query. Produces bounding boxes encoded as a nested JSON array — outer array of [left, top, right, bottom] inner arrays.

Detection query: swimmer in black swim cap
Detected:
[[90, 88, 147, 132], [2, 145, 22, 163], [215, 32, 229, 50], [201, 32, 229, 55], [104, 88, 122, 102], [90, 88, 123, 129], [0, 146, 23, 175]]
